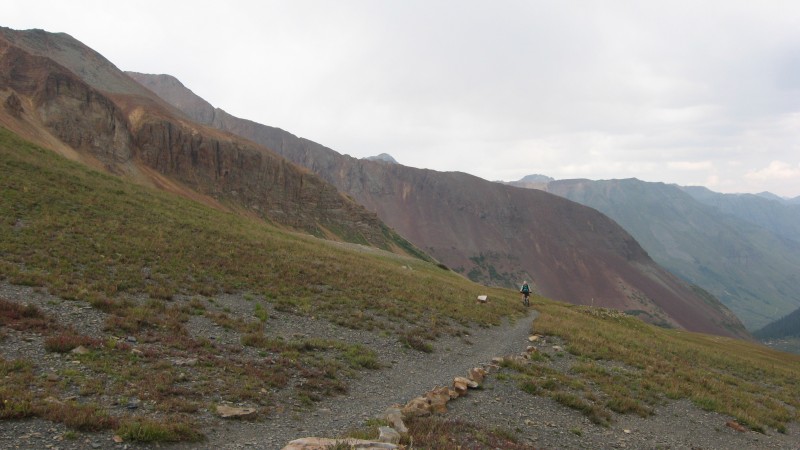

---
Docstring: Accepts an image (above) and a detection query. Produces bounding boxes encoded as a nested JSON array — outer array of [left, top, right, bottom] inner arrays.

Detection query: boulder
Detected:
[[382, 407, 408, 434], [71, 345, 90, 355], [453, 376, 479, 395], [425, 387, 451, 414], [216, 404, 257, 418], [454, 376, 479, 389], [468, 367, 486, 385], [378, 426, 401, 444], [453, 379, 468, 396], [401, 396, 431, 418], [282, 438, 398, 449], [477, 295, 488, 303]]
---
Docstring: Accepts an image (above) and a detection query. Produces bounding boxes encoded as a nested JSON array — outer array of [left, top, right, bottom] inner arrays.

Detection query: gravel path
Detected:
[[176, 304, 539, 449], [2, 283, 799, 450]]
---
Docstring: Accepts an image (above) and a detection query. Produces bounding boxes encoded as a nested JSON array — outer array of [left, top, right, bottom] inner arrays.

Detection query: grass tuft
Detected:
[[116, 417, 204, 442]]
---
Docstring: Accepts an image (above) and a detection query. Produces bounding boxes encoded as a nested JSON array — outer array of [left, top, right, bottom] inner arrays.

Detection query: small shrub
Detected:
[[39, 402, 117, 432], [552, 392, 611, 427], [520, 379, 541, 395], [341, 345, 380, 369], [44, 332, 101, 353], [254, 303, 269, 322], [0, 299, 52, 331], [399, 331, 433, 353], [116, 417, 204, 442]]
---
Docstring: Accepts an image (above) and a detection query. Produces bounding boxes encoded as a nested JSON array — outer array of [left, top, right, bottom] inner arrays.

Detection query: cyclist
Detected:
[[520, 281, 531, 306]]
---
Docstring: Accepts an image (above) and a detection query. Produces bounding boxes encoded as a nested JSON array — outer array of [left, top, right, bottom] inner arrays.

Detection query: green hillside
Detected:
[[548, 178, 800, 330], [0, 126, 520, 328], [2, 128, 799, 443], [755, 306, 800, 340]]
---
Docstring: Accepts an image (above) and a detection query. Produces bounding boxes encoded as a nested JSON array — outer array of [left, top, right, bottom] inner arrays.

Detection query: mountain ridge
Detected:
[[0, 27, 430, 261], [129, 71, 749, 340]]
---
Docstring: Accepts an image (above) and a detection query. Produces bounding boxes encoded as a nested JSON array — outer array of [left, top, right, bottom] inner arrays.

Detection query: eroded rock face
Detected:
[[0, 41, 133, 166], [4, 91, 23, 117], [0, 29, 421, 252]]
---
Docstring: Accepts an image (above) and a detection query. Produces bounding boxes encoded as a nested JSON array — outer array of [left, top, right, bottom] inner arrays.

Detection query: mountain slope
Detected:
[[545, 178, 800, 330], [755, 306, 800, 340], [682, 185, 800, 244], [129, 72, 749, 340], [0, 27, 424, 256]]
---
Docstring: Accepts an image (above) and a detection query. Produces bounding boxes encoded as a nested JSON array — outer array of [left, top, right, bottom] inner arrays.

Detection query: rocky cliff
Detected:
[[0, 27, 423, 254], [130, 72, 749, 340]]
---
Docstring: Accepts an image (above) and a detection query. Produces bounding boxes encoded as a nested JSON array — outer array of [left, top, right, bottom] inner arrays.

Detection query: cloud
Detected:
[[745, 161, 800, 181], [5, 0, 800, 196], [667, 161, 714, 171]]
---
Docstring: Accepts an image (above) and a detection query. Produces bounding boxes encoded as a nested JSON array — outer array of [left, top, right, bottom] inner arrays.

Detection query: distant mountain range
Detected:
[[128, 71, 747, 339], [507, 177, 800, 331], [681, 186, 800, 244]]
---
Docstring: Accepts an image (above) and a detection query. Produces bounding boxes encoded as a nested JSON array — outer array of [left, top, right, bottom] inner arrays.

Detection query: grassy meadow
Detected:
[[500, 299, 800, 434]]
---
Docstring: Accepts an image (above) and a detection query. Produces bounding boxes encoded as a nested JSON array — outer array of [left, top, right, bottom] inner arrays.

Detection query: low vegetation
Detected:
[[503, 300, 800, 433], [344, 417, 530, 449]]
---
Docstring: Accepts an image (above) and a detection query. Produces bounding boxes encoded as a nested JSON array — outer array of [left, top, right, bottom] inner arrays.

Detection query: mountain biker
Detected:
[[520, 281, 531, 306]]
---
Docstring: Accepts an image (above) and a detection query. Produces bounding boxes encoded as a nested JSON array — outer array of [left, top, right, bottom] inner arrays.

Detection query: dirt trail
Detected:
[[186, 308, 540, 449]]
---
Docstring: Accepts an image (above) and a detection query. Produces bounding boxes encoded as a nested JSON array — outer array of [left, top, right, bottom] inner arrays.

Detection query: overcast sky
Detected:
[[6, 1, 800, 196]]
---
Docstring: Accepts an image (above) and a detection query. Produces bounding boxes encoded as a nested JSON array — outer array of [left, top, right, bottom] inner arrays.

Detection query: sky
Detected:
[[5, 1, 800, 197]]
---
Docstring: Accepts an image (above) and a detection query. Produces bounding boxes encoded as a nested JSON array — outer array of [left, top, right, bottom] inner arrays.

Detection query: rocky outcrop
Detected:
[[3, 91, 22, 117], [0, 39, 132, 167]]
